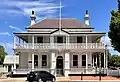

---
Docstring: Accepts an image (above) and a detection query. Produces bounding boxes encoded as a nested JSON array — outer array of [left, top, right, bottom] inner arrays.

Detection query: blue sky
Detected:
[[0, 0, 119, 55]]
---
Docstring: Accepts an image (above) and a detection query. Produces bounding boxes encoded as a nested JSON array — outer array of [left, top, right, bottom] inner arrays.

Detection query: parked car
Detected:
[[27, 71, 56, 82]]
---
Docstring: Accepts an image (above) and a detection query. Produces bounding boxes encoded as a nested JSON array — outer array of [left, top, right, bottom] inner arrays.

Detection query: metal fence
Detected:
[[107, 69, 120, 76]]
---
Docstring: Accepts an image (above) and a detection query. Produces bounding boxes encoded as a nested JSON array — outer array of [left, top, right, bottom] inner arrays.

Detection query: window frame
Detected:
[[34, 55, 38, 67], [42, 55, 47, 67], [37, 36, 43, 43], [57, 36, 63, 43], [77, 36, 83, 43], [82, 55, 86, 66], [73, 55, 78, 67]]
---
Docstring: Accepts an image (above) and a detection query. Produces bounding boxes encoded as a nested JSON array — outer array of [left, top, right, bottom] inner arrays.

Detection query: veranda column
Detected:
[[51, 52, 56, 76], [104, 51, 106, 68], [13, 53, 16, 70], [85, 35, 88, 73], [50, 36, 54, 48], [96, 55, 97, 67], [92, 54, 94, 68], [105, 46, 108, 75], [14, 35, 16, 49], [99, 53, 102, 74], [32, 35, 34, 71], [64, 52, 70, 76]]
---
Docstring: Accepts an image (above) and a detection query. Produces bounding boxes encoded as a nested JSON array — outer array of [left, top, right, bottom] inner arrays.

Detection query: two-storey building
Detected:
[[13, 10, 107, 77]]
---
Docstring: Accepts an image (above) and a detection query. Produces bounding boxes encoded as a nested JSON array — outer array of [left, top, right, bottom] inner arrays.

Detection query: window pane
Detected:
[[37, 37, 43, 43], [77, 37, 82, 43], [34, 55, 38, 60], [42, 55, 47, 60], [42, 55, 47, 66], [82, 61, 86, 66], [34, 61, 38, 66], [57, 36, 63, 43], [73, 55, 78, 60], [82, 55, 86, 66], [82, 55, 86, 60], [42, 61, 47, 66], [73, 61, 78, 66], [34, 55, 38, 66]]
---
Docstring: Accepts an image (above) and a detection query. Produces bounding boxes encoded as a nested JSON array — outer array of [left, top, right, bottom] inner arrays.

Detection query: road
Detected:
[[0, 78, 120, 82]]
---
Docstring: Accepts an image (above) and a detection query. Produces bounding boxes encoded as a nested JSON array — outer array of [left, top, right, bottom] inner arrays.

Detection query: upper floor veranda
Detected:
[[14, 31, 106, 50]]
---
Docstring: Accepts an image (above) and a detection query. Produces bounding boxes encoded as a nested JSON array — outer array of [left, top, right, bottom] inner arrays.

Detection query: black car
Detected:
[[27, 71, 56, 82]]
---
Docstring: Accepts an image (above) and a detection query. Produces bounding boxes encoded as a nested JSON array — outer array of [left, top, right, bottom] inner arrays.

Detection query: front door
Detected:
[[56, 56, 64, 76]]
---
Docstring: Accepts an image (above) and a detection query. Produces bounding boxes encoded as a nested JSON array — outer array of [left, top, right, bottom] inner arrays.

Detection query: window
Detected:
[[37, 37, 43, 43], [73, 55, 78, 67], [57, 36, 63, 43], [34, 55, 38, 67], [42, 55, 47, 66], [82, 55, 86, 66], [77, 36, 82, 43]]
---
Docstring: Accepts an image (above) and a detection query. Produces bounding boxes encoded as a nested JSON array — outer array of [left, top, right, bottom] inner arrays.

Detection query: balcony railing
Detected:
[[14, 43, 105, 49]]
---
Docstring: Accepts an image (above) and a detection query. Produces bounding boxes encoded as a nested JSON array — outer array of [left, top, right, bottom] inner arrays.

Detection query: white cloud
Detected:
[[9, 25, 24, 32], [0, 0, 62, 20], [0, 32, 11, 36]]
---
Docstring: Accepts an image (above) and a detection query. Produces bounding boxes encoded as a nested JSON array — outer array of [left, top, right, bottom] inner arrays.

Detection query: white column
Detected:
[[95, 55, 97, 67], [51, 52, 56, 75], [32, 35, 34, 49], [13, 55, 16, 69], [6, 66, 8, 72], [93, 54, 94, 68], [50, 36, 54, 48], [104, 51, 106, 68], [32, 53, 34, 70], [32, 35, 34, 71], [96, 55, 97, 67], [14, 35, 16, 48], [11, 65, 13, 71], [85, 35, 88, 73], [86, 35, 88, 49], [64, 52, 70, 76], [106, 49, 108, 69], [86, 52, 88, 71]]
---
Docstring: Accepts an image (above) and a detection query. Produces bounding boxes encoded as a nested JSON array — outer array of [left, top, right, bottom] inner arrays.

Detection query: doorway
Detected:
[[56, 56, 64, 76], [8, 65, 12, 72]]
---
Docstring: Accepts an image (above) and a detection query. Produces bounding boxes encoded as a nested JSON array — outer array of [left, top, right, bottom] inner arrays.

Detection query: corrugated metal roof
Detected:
[[3, 55, 19, 64]]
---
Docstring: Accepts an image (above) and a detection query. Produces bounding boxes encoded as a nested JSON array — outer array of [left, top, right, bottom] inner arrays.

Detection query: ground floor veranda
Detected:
[[13, 49, 108, 77]]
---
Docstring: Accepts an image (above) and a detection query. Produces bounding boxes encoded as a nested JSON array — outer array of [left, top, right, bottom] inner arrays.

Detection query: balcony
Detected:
[[14, 43, 105, 50]]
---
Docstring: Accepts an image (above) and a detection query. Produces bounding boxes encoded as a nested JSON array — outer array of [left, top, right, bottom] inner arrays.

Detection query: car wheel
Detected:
[[38, 78, 43, 82], [52, 78, 55, 82]]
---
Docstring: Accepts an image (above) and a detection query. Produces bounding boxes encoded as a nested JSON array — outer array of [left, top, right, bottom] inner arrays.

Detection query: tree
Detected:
[[109, 55, 120, 67], [108, 0, 120, 52], [0, 45, 8, 64]]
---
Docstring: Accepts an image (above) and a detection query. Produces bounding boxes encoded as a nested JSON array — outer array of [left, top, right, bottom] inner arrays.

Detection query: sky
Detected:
[[0, 0, 119, 55]]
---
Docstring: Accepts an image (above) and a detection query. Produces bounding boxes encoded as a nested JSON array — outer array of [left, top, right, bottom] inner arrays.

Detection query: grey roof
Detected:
[[3, 55, 19, 64], [28, 18, 90, 29]]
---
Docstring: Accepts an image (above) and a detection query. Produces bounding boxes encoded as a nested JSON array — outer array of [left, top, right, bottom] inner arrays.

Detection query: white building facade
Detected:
[[13, 11, 107, 77]]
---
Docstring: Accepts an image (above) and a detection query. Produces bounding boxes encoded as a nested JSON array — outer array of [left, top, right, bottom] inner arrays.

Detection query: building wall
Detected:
[[70, 51, 92, 68], [19, 52, 28, 68], [19, 51, 93, 69]]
